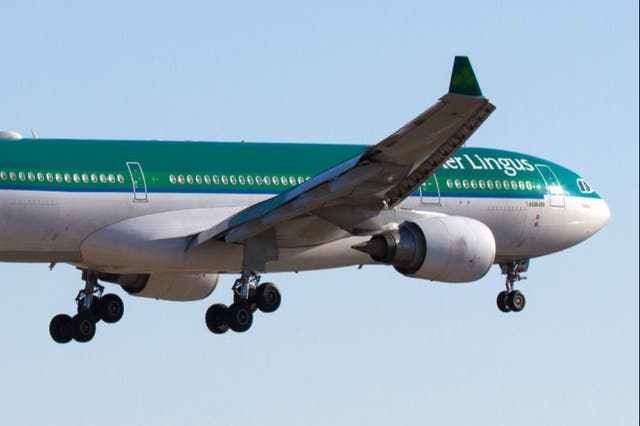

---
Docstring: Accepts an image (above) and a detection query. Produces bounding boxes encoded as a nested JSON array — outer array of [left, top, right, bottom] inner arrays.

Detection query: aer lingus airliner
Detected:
[[0, 57, 610, 344]]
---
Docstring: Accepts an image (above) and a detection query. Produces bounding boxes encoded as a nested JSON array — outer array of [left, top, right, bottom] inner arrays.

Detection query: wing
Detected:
[[189, 56, 495, 249]]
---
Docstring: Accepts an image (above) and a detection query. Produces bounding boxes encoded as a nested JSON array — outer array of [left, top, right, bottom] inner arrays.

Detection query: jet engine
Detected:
[[100, 272, 219, 301], [353, 216, 496, 283]]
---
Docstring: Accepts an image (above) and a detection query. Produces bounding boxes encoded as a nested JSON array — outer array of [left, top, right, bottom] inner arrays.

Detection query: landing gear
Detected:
[[49, 270, 125, 344], [204, 271, 281, 335], [497, 260, 528, 313]]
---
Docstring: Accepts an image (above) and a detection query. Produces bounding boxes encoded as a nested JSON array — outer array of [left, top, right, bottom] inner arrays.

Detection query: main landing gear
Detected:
[[49, 271, 124, 344], [205, 270, 281, 335], [496, 260, 528, 313]]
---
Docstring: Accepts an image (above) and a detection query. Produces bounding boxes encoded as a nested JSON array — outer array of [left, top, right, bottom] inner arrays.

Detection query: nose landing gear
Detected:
[[205, 270, 281, 335], [49, 271, 124, 344], [496, 260, 528, 313]]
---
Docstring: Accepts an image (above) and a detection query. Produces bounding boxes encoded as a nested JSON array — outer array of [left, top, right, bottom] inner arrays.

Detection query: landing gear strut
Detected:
[[49, 270, 124, 344], [205, 270, 281, 335], [496, 260, 528, 313]]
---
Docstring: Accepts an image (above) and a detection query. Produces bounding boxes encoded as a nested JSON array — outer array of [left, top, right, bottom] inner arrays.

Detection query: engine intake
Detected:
[[353, 216, 496, 283]]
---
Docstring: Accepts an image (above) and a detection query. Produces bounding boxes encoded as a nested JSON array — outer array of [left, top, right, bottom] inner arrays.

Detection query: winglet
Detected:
[[448, 56, 483, 97]]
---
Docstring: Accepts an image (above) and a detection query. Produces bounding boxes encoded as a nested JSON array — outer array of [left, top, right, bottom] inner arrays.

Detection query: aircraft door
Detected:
[[419, 174, 441, 205], [535, 164, 565, 208], [126, 162, 148, 202]]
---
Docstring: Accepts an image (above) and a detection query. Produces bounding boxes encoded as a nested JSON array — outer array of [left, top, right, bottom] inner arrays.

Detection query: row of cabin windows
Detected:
[[169, 174, 310, 187], [444, 178, 539, 191], [0, 170, 125, 185]]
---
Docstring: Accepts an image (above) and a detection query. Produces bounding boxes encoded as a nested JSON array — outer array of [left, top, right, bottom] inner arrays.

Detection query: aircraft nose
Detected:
[[591, 198, 611, 234]]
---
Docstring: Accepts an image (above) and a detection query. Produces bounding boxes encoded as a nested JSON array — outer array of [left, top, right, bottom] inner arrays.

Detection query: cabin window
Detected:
[[230, 175, 237, 185], [169, 175, 177, 184], [73, 173, 80, 183], [221, 175, 229, 184], [64, 173, 71, 183], [117, 174, 124, 184], [471, 180, 477, 189], [247, 176, 254, 185], [187, 175, 194, 184], [298, 176, 305, 184], [28, 172, 35, 181], [46, 172, 53, 182], [196, 175, 202, 184], [0, 171, 6, 180], [90, 174, 98, 183], [177, 175, 185, 184], [108, 174, 115, 183], [526, 181, 533, 190], [305, 177, 310, 181], [55, 173, 62, 182], [264, 176, 271, 185], [19, 172, 26, 181], [487, 180, 493, 189], [256, 176, 263, 185], [518, 181, 525, 190], [239, 176, 246, 185], [204, 175, 211, 184], [454, 179, 461, 189], [213, 175, 220, 184], [82, 173, 89, 183], [479, 180, 486, 189], [446, 179, 453, 188], [37, 172, 44, 182], [462, 180, 469, 189], [510, 181, 517, 190], [495, 180, 502, 189], [271, 176, 278, 186]]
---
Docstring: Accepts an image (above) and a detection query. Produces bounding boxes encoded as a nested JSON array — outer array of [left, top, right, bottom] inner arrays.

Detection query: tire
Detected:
[[72, 313, 96, 343], [508, 291, 526, 312], [205, 304, 230, 334], [49, 314, 73, 344], [256, 282, 281, 313], [228, 303, 253, 333], [497, 291, 511, 313], [99, 294, 124, 324]]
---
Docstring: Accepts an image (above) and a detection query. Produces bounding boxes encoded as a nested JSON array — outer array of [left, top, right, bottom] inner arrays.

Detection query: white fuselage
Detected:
[[0, 189, 610, 274]]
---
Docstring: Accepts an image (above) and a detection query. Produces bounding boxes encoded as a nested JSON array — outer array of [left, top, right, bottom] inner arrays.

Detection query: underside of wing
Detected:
[[189, 56, 495, 250]]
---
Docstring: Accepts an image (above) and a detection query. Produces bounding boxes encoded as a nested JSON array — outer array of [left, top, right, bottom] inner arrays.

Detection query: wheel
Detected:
[[205, 304, 230, 334], [256, 282, 281, 313], [72, 313, 96, 343], [77, 295, 101, 323], [228, 303, 253, 333], [497, 291, 511, 312], [49, 314, 73, 344], [99, 294, 124, 323], [508, 290, 526, 312]]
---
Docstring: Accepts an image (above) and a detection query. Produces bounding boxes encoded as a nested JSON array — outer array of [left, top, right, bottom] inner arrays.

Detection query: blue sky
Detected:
[[0, 1, 638, 425]]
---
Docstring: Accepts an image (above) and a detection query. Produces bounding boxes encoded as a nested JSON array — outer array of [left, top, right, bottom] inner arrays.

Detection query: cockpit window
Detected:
[[577, 178, 593, 194]]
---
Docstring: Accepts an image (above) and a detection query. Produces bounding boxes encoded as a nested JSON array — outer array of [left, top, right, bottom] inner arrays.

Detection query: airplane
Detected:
[[0, 57, 610, 344]]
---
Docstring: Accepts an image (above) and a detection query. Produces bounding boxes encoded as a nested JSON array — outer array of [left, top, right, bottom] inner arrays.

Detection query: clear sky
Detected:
[[0, 1, 638, 425]]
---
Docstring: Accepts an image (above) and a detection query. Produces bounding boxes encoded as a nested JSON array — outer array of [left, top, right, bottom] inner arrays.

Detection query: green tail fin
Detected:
[[448, 56, 483, 97]]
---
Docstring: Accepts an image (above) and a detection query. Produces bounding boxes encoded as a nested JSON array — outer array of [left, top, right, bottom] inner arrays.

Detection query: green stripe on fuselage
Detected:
[[0, 138, 600, 200]]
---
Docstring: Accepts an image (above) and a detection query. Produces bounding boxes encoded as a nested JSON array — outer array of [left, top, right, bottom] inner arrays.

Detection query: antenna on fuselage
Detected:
[[31, 129, 39, 138]]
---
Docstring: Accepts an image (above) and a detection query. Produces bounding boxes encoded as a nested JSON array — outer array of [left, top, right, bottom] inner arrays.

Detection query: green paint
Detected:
[[448, 56, 483, 97], [0, 138, 601, 200]]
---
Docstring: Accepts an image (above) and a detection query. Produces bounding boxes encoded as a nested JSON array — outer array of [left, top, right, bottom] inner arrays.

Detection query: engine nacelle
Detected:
[[354, 216, 496, 283], [100, 272, 219, 301]]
